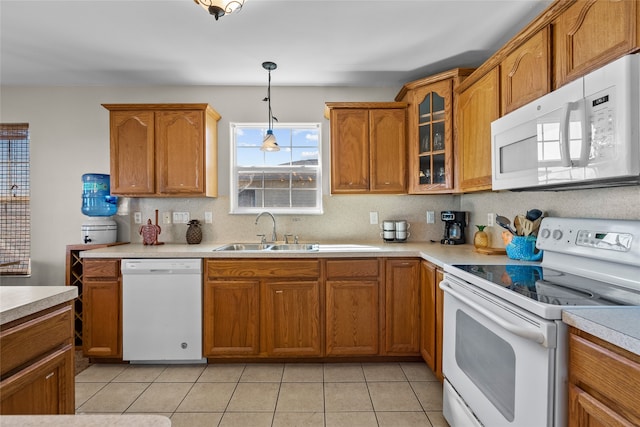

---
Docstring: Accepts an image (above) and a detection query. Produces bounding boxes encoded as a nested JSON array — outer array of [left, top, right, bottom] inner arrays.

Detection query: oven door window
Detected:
[[456, 310, 516, 421]]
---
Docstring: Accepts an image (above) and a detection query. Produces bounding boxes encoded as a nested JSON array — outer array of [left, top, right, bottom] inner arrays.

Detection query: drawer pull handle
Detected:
[[45, 372, 55, 380], [276, 290, 283, 294]]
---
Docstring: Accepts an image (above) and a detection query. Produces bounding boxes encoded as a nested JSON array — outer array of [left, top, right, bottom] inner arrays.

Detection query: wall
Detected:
[[1, 85, 638, 286], [0, 85, 457, 286]]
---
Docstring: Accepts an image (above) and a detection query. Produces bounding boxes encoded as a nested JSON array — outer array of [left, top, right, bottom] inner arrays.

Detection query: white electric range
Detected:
[[441, 217, 640, 427]]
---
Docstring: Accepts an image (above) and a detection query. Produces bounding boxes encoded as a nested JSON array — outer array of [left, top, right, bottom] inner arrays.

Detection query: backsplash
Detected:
[[117, 185, 640, 249], [121, 194, 458, 245]]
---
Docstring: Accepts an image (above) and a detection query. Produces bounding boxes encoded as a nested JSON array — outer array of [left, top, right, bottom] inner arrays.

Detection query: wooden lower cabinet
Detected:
[[203, 280, 260, 356], [325, 259, 381, 356], [203, 259, 322, 358], [568, 328, 640, 426], [264, 280, 321, 356], [434, 268, 445, 381], [420, 260, 437, 370], [384, 259, 421, 355], [82, 259, 122, 358], [0, 303, 75, 415]]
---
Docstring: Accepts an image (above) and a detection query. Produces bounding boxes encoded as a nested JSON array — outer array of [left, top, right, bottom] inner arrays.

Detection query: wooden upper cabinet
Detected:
[[369, 108, 406, 193], [553, 0, 640, 89], [327, 102, 407, 194], [109, 110, 155, 195], [456, 67, 499, 192], [330, 108, 369, 193], [103, 104, 220, 197], [501, 26, 551, 114], [396, 69, 473, 194]]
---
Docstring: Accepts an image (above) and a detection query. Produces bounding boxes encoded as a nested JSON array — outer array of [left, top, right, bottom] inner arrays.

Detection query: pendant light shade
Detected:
[[261, 61, 279, 152], [194, 0, 245, 20]]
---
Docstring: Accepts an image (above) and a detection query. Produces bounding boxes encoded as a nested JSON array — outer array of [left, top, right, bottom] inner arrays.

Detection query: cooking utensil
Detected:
[[496, 214, 515, 235], [514, 215, 526, 235], [521, 218, 535, 236], [526, 209, 543, 221]]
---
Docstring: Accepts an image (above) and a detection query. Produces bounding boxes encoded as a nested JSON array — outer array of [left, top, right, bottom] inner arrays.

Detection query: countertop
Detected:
[[563, 307, 640, 355], [0, 415, 170, 426], [79, 241, 520, 269], [0, 286, 78, 326]]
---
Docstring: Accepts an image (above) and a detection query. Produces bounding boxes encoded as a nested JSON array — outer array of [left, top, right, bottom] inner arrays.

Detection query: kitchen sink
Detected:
[[270, 243, 319, 251], [213, 242, 320, 252], [214, 243, 273, 251]]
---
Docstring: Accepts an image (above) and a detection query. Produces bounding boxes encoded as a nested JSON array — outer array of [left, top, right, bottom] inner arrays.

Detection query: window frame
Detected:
[[230, 122, 323, 215]]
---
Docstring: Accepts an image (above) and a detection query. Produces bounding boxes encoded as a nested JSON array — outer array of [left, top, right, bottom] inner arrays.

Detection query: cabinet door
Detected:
[[384, 259, 420, 355], [435, 268, 444, 381], [568, 384, 635, 427], [326, 280, 379, 356], [420, 260, 436, 370], [109, 110, 155, 195], [409, 80, 454, 193], [369, 108, 406, 193], [457, 67, 499, 192], [156, 110, 205, 195], [264, 280, 321, 356], [83, 260, 121, 358], [554, 0, 638, 88], [203, 280, 260, 356], [501, 26, 551, 114], [330, 109, 369, 193], [0, 345, 75, 415]]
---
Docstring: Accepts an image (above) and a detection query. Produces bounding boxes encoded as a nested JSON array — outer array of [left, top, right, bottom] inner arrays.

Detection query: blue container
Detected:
[[81, 173, 118, 217]]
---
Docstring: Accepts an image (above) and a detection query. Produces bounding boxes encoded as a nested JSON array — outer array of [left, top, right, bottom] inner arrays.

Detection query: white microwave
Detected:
[[491, 53, 640, 191]]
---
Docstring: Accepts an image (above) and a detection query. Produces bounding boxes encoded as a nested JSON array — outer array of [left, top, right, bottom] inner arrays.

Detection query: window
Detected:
[[231, 123, 322, 214], [0, 123, 31, 276]]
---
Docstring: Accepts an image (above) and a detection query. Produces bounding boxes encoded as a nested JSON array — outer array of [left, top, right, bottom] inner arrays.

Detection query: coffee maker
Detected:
[[441, 211, 468, 245]]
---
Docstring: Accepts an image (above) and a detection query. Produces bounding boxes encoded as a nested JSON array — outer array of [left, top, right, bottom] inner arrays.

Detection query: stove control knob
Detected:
[[540, 228, 550, 239], [552, 229, 563, 240]]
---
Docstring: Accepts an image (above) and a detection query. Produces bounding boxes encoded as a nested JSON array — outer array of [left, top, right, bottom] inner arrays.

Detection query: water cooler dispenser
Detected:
[[81, 173, 118, 244]]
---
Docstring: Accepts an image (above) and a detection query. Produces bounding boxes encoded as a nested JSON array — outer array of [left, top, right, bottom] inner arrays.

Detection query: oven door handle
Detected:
[[440, 280, 546, 346]]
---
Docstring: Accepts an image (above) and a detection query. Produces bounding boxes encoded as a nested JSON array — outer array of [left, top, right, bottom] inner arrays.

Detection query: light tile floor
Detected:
[[76, 362, 449, 427]]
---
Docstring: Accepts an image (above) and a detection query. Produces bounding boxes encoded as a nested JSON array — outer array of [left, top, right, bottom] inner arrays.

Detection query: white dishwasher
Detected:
[[121, 258, 204, 363]]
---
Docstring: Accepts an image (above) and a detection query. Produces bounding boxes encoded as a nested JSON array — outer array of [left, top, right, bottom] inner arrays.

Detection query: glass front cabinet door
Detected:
[[410, 80, 453, 193]]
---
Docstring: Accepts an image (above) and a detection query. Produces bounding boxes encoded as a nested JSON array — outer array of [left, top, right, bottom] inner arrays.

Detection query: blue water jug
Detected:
[[81, 173, 118, 216]]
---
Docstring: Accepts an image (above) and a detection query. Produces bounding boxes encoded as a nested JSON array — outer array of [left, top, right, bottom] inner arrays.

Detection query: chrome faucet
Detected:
[[255, 211, 277, 242]]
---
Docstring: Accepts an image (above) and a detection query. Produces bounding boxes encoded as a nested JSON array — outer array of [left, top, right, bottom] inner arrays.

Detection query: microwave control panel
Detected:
[[587, 88, 616, 160]]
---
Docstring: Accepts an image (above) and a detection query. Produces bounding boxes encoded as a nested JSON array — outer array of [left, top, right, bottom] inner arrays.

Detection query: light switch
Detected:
[[426, 211, 435, 224], [204, 212, 213, 224], [369, 211, 378, 225]]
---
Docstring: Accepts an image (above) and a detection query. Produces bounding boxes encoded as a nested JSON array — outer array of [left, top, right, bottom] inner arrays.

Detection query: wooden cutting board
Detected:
[[474, 247, 507, 255]]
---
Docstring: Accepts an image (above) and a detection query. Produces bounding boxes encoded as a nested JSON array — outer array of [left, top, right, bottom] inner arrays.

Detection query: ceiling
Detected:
[[0, 0, 552, 88]]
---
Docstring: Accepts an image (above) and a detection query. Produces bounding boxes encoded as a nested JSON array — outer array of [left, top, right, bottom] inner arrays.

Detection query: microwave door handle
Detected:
[[577, 98, 591, 166], [559, 102, 573, 167], [440, 280, 548, 347]]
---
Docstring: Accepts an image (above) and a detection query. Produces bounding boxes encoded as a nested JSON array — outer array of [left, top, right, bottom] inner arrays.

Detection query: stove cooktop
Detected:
[[452, 264, 640, 308]]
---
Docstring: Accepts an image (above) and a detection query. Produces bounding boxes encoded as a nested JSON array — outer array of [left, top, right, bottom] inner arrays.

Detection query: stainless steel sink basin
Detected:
[[214, 243, 273, 251], [269, 243, 319, 251]]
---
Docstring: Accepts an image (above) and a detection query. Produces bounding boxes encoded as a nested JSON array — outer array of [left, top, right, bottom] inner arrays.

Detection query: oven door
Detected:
[[440, 274, 557, 427]]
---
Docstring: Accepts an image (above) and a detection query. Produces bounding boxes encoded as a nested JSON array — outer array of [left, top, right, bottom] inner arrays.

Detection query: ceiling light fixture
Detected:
[[261, 61, 279, 152], [193, 0, 245, 20]]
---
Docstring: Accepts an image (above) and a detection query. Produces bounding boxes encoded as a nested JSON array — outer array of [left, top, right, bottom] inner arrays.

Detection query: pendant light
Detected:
[[261, 61, 279, 152], [193, 0, 245, 20]]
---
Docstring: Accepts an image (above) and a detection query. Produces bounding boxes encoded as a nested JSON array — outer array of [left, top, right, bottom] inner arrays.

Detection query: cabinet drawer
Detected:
[[569, 333, 640, 420], [84, 259, 120, 279], [207, 259, 320, 278], [1, 304, 73, 377], [326, 259, 379, 279]]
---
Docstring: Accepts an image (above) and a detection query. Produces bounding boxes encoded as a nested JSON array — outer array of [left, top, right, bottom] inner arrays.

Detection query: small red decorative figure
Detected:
[[140, 219, 161, 245]]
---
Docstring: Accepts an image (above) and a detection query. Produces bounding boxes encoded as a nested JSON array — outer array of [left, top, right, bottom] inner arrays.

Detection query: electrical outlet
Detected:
[[133, 212, 142, 224], [426, 211, 435, 224], [163, 212, 171, 224], [204, 211, 213, 224], [488, 213, 495, 226], [369, 211, 378, 225]]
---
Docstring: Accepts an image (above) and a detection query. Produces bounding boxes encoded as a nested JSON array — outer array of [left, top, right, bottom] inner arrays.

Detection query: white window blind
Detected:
[[0, 123, 31, 276]]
